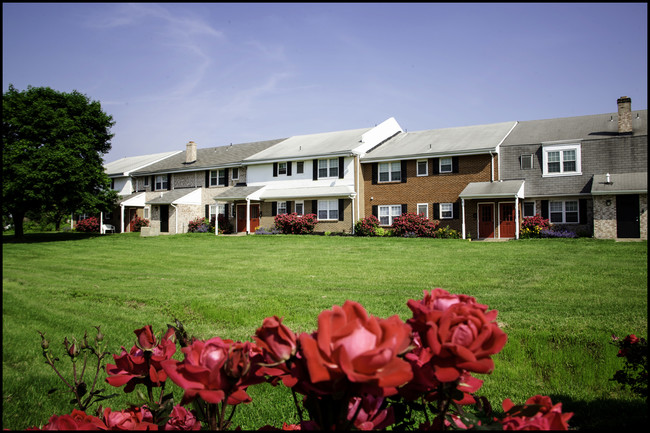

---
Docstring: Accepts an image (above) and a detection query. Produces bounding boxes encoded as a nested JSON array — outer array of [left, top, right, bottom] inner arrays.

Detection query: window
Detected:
[[379, 205, 402, 226], [277, 201, 287, 215], [549, 200, 579, 224], [417, 203, 428, 218], [144, 207, 149, 219], [295, 201, 304, 215], [231, 168, 239, 180], [521, 154, 533, 170], [318, 159, 339, 178], [439, 157, 453, 173], [155, 174, 168, 190], [378, 162, 401, 182], [523, 201, 536, 218], [297, 161, 304, 174], [543, 144, 581, 176], [210, 170, 227, 186], [278, 162, 287, 175], [417, 160, 428, 176], [209, 204, 224, 220], [143, 177, 149, 187], [440, 203, 453, 219], [318, 200, 338, 220]]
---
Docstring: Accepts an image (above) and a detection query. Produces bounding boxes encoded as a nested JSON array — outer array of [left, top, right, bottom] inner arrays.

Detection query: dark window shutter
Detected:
[[287, 201, 293, 214], [205, 171, 210, 187], [287, 161, 292, 176], [150, 176, 155, 190], [372, 163, 378, 184], [312, 200, 318, 214], [205, 205, 209, 218], [452, 156, 459, 173], [338, 199, 344, 221], [453, 202, 459, 219], [579, 199, 587, 225], [541, 200, 549, 220], [224, 169, 230, 186], [372, 205, 378, 218], [433, 203, 440, 219], [271, 202, 277, 216], [312, 160, 318, 181], [401, 204, 408, 214], [167, 174, 172, 190], [224, 204, 229, 218], [401, 160, 407, 183], [339, 157, 345, 179], [273, 162, 278, 177], [432, 158, 439, 175], [429, 158, 434, 176]]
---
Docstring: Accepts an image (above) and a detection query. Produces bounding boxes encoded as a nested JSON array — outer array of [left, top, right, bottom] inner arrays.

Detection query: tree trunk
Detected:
[[12, 210, 25, 239]]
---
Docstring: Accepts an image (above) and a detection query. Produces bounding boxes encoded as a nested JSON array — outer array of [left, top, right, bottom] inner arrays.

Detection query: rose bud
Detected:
[[134, 325, 157, 351]]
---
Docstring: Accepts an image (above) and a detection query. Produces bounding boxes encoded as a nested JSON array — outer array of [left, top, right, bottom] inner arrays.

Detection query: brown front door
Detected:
[[250, 205, 260, 233], [478, 203, 495, 239], [499, 202, 516, 238], [236, 205, 247, 232]]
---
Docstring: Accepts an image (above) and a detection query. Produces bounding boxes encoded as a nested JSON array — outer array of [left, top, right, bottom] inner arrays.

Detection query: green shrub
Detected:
[[354, 215, 380, 236]]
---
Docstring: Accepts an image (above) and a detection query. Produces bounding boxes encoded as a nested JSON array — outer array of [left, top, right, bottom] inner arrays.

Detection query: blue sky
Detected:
[[3, 3, 647, 163]]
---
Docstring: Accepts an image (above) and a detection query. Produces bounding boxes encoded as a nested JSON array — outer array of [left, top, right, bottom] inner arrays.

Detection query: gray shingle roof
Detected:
[[501, 110, 648, 145], [145, 188, 201, 204], [459, 180, 525, 198], [591, 172, 648, 194], [363, 121, 517, 161], [132, 139, 287, 175]]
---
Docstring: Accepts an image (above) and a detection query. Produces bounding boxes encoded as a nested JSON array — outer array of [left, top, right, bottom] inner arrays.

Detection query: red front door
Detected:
[[236, 204, 261, 233], [499, 203, 516, 238], [478, 203, 495, 239]]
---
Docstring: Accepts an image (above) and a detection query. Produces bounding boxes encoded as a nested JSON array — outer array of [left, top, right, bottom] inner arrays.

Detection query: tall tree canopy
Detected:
[[3, 85, 118, 238]]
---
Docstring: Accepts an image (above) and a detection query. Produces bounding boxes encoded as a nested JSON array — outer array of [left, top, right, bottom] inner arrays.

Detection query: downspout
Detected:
[[489, 151, 495, 182]]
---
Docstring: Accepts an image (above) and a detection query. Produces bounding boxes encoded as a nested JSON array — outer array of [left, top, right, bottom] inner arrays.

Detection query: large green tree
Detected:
[[3, 85, 118, 238]]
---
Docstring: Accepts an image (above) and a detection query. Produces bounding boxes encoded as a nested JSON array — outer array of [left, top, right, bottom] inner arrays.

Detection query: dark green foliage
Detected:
[[2, 84, 118, 238]]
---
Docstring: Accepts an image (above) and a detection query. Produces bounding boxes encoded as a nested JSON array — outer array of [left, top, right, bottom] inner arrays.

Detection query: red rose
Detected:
[[102, 406, 158, 430], [32, 409, 106, 430], [164, 405, 201, 430], [407, 289, 488, 334], [134, 325, 157, 350], [106, 327, 176, 392], [347, 394, 395, 431], [254, 316, 297, 364], [162, 337, 264, 406], [500, 395, 573, 430], [299, 300, 413, 396], [624, 334, 640, 345]]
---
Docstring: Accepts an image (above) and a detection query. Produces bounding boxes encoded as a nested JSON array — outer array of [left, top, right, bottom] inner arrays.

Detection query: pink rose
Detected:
[[102, 406, 158, 430], [298, 300, 413, 396], [347, 394, 395, 430], [500, 395, 573, 430]]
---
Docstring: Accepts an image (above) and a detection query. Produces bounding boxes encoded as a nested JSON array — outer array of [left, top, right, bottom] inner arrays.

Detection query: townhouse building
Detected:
[[361, 122, 516, 239]]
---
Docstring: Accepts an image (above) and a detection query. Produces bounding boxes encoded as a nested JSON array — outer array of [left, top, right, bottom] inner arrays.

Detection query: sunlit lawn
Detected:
[[2, 232, 647, 429]]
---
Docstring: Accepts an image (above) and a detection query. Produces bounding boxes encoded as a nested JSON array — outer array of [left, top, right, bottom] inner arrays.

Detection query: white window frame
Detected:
[[417, 159, 428, 176], [155, 174, 168, 190], [542, 143, 581, 177], [549, 200, 579, 224], [378, 161, 401, 183], [295, 201, 304, 215], [520, 154, 534, 170], [522, 201, 536, 218], [318, 199, 339, 220], [378, 205, 402, 226], [231, 167, 239, 180], [210, 169, 227, 186], [318, 158, 339, 178], [440, 202, 453, 219], [278, 162, 287, 176], [417, 203, 428, 218], [143, 207, 150, 219], [439, 157, 453, 173], [143, 176, 149, 187], [277, 201, 287, 215]]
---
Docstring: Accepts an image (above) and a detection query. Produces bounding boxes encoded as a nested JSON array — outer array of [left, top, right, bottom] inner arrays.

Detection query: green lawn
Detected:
[[2, 233, 647, 430]]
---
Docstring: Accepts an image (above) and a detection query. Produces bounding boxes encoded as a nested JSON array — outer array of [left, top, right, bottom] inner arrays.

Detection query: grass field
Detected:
[[2, 232, 647, 430]]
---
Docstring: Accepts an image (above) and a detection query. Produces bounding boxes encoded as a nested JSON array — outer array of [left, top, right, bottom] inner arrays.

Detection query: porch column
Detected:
[[246, 198, 251, 234], [215, 202, 220, 236], [461, 198, 466, 239], [515, 196, 520, 239], [100, 212, 104, 234], [120, 205, 125, 233]]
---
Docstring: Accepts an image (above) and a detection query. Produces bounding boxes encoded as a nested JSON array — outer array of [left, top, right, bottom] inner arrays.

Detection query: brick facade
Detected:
[[593, 194, 648, 240], [258, 198, 354, 233], [362, 154, 496, 233]]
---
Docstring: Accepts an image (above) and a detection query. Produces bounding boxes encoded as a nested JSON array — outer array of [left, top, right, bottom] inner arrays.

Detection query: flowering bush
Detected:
[[540, 228, 577, 238], [129, 216, 149, 233], [611, 334, 648, 398], [435, 225, 460, 239], [188, 217, 210, 233], [354, 215, 380, 236], [273, 213, 318, 234], [255, 227, 282, 235], [30, 291, 574, 431], [391, 212, 440, 237], [75, 217, 99, 233], [520, 215, 549, 239]]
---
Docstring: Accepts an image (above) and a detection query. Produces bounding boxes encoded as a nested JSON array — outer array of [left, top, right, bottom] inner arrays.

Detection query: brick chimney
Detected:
[[185, 141, 197, 163], [617, 96, 633, 134]]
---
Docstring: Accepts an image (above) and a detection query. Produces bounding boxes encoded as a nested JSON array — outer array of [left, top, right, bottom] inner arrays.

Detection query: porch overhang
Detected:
[[591, 173, 647, 195], [212, 185, 266, 202], [259, 185, 357, 200], [146, 188, 202, 205], [459, 180, 525, 199], [119, 193, 146, 207]]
